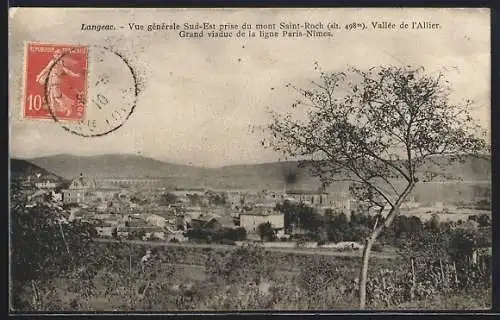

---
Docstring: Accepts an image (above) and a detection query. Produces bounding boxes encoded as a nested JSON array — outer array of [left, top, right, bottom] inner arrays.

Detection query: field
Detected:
[[13, 240, 491, 311], [94, 238, 398, 259]]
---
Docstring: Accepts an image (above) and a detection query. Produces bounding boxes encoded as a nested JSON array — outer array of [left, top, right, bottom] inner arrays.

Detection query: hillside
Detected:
[[28, 154, 209, 180], [211, 155, 490, 189], [23, 153, 490, 191], [10, 159, 63, 182], [418, 154, 491, 181], [26, 154, 321, 190]]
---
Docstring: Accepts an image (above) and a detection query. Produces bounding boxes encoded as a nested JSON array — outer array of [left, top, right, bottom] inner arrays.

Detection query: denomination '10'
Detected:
[[27, 94, 46, 111]]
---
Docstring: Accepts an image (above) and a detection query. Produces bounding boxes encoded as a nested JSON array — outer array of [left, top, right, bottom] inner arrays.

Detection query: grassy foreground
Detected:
[[12, 241, 491, 311]]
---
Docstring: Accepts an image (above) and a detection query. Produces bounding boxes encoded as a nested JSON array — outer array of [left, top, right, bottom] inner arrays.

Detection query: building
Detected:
[[226, 190, 244, 207], [254, 199, 279, 209], [190, 215, 223, 232], [143, 227, 166, 240], [96, 203, 108, 212], [96, 226, 115, 238], [166, 233, 188, 242], [260, 189, 286, 201], [173, 215, 189, 230], [239, 210, 285, 237], [145, 213, 167, 228], [51, 190, 63, 202], [62, 173, 95, 204], [35, 180, 57, 189], [242, 192, 261, 205], [62, 173, 121, 204], [170, 189, 206, 198], [286, 190, 331, 207], [107, 199, 131, 214], [286, 190, 359, 216], [94, 177, 170, 188]]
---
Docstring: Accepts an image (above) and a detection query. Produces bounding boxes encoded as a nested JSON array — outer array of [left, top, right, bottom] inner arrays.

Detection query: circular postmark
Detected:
[[44, 45, 138, 137]]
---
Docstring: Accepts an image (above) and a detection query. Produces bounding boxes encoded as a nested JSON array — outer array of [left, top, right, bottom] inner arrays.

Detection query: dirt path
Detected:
[[93, 238, 396, 259]]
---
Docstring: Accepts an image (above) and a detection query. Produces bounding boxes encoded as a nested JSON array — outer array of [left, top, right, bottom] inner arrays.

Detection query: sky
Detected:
[[9, 8, 490, 167]]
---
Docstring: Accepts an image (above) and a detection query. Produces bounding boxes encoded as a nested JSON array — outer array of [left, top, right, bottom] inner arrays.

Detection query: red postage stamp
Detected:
[[22, 42, 88, 121]]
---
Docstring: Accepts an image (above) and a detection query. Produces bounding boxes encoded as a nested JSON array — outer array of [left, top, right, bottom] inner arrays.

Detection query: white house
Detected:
[[51, 191, 63, 202], [35, 180, 57, 189], [142, 227, 166, 240], [145, 213, 167, 228], [239, 210, 285, 237], [96, 226, 115, 237]]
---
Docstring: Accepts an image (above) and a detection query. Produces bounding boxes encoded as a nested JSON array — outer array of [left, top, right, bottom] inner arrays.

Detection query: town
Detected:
[[17, 171, 356, 245], [15, 169, 491, 253]]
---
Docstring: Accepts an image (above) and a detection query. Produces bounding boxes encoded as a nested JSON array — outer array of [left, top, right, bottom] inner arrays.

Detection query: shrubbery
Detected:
[[257, 222, 276, 241], [184, 227, 247, 244], [11, 233, 491, 311]]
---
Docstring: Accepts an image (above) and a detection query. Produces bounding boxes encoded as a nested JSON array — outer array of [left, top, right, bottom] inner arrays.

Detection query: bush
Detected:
[[187, 227, 247, 244], [185, 229, 210, 242], [10, 186, 96, 311], [223, 227, 247, 241], [476, 214, 491, 227], [258, 222, 276, 242], [128, 229, 146, 240], [219, 239, 236, 245], [295, 238, 307, 248], [205, 244, 277, 286], [158, 193, 179, 206], [372, 243, 383, 252], [338, 246, 354, 252]]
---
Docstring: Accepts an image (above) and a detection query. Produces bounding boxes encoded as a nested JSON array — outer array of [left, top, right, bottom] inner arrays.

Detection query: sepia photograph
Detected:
[[8, 7, 491, 312]]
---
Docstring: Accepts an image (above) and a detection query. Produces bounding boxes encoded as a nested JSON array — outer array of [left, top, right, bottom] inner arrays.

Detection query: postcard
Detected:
[[9, 8, 491, 312]]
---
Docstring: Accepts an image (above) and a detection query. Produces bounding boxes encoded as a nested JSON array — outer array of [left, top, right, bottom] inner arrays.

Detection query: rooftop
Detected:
[[286, 190, 329, 195], [241, 210, 283, 216], [120, 226, 165, 233]]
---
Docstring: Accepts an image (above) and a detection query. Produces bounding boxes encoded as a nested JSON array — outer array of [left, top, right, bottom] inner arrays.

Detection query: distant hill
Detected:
[[418, 154, 491, 182], [23, 153, 490, 192], [28, 154, 208, 179], [10, 159, 63, 182], [26, 154, 319, 190]]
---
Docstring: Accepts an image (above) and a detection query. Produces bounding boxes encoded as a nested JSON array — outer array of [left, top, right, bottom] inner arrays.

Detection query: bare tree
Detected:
[[264, 64, 488, 308]]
